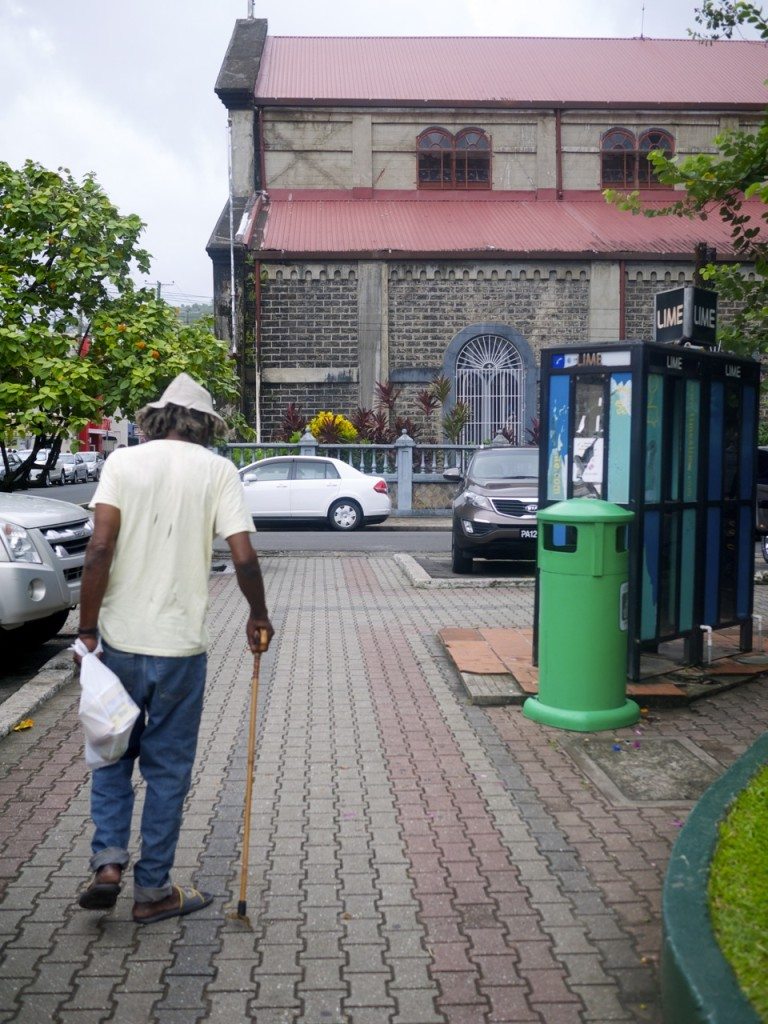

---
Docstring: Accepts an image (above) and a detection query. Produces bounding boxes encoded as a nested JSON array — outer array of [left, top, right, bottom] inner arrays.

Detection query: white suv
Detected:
[[0, 493, 92, 650]]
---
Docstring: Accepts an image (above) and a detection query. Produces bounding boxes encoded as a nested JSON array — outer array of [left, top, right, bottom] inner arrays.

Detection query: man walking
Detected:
[[75, 373, 273, 925]]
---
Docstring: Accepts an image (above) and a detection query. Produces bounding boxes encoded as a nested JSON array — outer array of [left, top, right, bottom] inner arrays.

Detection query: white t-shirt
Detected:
[[90, 440, 254, 657]]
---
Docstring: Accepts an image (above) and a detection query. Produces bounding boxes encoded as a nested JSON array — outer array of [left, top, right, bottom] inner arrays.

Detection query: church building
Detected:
[[208, 19, 766, 442]]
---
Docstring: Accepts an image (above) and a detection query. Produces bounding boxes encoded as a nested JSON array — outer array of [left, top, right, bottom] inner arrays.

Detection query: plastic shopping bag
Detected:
[[72, 639, 140, 770]]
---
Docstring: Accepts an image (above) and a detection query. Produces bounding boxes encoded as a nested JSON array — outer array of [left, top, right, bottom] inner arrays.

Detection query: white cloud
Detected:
[[464, 0, 765, 37]]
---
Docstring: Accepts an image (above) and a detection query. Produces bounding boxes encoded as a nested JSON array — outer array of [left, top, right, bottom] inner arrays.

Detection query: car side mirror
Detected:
[[242, 473, 258, 484], [443, 467, 462, 483]]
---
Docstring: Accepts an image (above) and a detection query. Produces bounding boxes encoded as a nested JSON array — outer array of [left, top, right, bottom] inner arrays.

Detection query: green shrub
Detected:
[[709, 763, 768, 1020]]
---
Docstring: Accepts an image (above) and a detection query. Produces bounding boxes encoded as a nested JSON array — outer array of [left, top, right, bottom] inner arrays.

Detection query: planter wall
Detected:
[[662, 732, 768, 1023]]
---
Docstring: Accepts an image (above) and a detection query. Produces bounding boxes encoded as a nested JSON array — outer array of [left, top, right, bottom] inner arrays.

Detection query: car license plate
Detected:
[[520, 529, 537, 539]]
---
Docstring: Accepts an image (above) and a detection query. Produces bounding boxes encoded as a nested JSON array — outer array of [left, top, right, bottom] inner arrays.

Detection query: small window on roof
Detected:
[[418, 127, 491, 190], [601, 128, 636, 189], [418, 128, 453, 187], [601, 127, 674, 190], [638, 129, 674, 188], [455, 128, 491, 187]]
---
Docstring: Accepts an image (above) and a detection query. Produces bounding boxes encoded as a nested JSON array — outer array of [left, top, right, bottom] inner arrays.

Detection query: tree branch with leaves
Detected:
[[0, 160, 245, 489], [604, 2, 768, 356]]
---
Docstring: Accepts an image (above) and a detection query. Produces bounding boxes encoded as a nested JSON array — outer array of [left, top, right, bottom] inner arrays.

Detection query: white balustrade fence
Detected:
[[222, 432, 484, 512]]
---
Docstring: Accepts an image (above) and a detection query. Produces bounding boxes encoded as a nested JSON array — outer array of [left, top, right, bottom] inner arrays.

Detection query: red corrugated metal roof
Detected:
[[255, 195, 761, 259], [255, 36, 768, 107]]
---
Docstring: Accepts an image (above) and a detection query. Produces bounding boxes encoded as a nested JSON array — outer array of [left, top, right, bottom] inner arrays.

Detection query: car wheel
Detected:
[[59, 471, 66, 485], [328, 499, 362, 531], [762, 534, 768, 563], [451, 535, 473, 574]]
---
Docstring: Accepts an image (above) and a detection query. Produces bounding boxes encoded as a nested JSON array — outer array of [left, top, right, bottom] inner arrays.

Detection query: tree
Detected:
[[0, 161, 244, 489], [604, 2, 768, 355], [178, 302, 213, 325]]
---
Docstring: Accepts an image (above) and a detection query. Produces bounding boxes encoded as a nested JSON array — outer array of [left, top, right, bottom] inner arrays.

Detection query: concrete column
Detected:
[[230, 109, 255, 196], [357, 261, 388, 407], [589, 262, 621, 341], [352, 114, 373, 188], [395, 430, 415, 512], [536, 113, 557, 191]]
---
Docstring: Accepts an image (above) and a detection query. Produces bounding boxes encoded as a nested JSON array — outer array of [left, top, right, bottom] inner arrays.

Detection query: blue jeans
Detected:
[[89, 642, 206, 903]]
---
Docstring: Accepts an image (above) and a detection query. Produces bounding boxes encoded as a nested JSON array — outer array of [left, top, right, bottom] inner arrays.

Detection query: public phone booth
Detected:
[[536, 340, 761, 680]]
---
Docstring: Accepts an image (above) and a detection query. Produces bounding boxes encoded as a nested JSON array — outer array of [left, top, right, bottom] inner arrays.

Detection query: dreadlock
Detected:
[[135, 403, 222, 446]]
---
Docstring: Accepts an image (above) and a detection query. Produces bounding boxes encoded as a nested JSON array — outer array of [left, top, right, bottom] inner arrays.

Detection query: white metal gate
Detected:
[[456, 334, 524, 445]]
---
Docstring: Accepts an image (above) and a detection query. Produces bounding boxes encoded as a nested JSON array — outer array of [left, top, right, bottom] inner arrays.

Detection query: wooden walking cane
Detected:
[[235, 629, 268, 923]]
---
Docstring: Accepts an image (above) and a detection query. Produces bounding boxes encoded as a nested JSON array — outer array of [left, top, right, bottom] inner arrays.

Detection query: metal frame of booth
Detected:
[[536, 340, 761, 681]]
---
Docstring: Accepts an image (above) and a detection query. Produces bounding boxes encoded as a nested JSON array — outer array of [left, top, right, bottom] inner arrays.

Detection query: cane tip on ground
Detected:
[[225, 905, 253, 929]]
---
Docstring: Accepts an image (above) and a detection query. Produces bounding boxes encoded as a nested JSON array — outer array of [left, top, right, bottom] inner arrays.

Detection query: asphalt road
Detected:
[[5, 479, 765, 705]]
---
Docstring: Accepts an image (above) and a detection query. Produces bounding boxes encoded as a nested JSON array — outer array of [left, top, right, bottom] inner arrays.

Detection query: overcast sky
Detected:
[[0, 0, 762, 304]]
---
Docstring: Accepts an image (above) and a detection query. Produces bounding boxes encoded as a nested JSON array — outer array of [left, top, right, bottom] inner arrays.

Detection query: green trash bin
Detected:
[[524, 499, 640, 732]]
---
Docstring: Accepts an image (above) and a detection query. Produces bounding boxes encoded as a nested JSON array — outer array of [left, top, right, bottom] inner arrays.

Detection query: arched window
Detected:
[[601, 127, 675, 189], [418, 128, 453, 187], [601, 128, 636, 189], [455, 128, 491, 187], [417, 127, 491, 190], [456, 334, 524, 445], [638, 129, 674, 188]]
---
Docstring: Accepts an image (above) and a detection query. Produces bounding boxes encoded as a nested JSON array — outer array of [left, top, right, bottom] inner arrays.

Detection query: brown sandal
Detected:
[[132, 884, 212, 925], [78, 864, 122, 910]]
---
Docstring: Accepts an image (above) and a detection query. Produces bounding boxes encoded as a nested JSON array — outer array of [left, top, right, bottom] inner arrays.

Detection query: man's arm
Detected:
[[77, 503, 121, 654], [227, 532, 273, 653]]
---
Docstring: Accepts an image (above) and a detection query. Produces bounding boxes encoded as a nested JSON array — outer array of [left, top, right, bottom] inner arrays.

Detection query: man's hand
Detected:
[[247, 616, 273, 654], [73, 633, 100, 666]]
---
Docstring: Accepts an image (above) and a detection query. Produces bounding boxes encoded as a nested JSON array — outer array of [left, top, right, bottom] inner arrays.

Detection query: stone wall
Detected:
[[624, 264, 750, 343], [624, 266, 691, 341], [259, 265, 359, 437], [260, 266, 358, 368], [252, 257, 753, 441], [388, 264, 591, 369], [261, 382, 360, 440]]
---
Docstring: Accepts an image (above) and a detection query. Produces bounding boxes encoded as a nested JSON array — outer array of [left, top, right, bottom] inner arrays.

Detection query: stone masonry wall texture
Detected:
[[253, 260, 748, 438], [388, 266, 591, 369], [259, 267, 359, 437], [260, 272, 358, 368]]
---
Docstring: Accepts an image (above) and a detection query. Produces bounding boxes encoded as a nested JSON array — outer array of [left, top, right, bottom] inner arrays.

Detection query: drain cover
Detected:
[[562, 736, 723, 805]]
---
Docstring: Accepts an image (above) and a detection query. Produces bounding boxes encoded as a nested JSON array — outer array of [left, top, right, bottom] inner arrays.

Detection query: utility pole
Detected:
[[155, 280, 174, 300]]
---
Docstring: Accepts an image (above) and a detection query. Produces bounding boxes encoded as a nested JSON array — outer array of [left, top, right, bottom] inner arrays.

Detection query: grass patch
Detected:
[[708, 763, 768, 1021]]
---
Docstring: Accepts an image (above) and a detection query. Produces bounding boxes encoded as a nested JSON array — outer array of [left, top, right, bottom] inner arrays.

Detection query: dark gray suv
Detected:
[[444, 446, 539, 573]]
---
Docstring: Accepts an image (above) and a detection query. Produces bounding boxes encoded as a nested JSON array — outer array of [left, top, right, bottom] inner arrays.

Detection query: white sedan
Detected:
[[239, 455, 391, 530]]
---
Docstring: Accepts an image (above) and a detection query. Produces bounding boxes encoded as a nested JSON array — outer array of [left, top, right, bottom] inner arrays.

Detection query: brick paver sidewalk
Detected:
[[1, 554, 767, 1023]]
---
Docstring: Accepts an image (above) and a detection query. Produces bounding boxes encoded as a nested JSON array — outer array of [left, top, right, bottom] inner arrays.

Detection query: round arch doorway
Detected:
[[456, 332, 525, 446]]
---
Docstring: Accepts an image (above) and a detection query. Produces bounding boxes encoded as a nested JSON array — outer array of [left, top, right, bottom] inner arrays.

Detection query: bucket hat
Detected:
[[145, 373, 226, 427]]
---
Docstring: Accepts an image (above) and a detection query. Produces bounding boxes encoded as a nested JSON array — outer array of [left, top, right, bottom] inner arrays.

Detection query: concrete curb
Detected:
[[0, 655, 76, 739], [394, 552, 536, 589], [661, 731, 768, 1023]]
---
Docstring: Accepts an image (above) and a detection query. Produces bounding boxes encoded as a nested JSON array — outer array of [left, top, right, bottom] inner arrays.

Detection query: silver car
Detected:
[[445, 446, 539, 573], [0, 491, 92, 650], [28, 450, 62, 486], [58, 452, 89, 485], [80, 451, 104, 481]]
